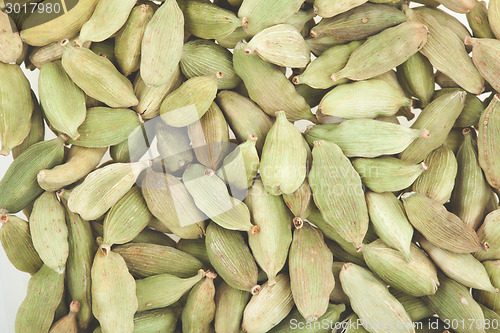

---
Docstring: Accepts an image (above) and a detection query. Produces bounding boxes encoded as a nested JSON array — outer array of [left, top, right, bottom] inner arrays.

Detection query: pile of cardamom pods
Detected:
[[0, 0, 500, 332]]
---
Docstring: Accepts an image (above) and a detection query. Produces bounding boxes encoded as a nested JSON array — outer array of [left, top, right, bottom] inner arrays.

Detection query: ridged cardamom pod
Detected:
[[241, 273, 294, 333], [477, 95, 500, 191], [260, 111, 307, 195], [233, 42, 315, 122], [216, 90, 273, 153], [0, 214, 42, 275], [353, 156, 427, 193], [140, 0, 184, 87], [473, 260, 500, 315], [305, 119, 429, 158], [115, 3, 155, 77], [340, 263, 415, 333], [467, 38, 500, 95], [480, 304, 500, 333], [217, 26, 253, 49], [419, 237, 497, 294], [179, 0, 241, 39], [289, 222, 335, 321], [476, 210, 500, 261], [136, 269, 205, 312], [490, 0, 500, 39], [49, 300, 79, 333], [238, 0, 304, 35], [400, 90, 466, 163], [38, 146, 107, 192], [445, 127, 465, 154], [20, 0, 99, 46], [365, 191, 414, 262], [245, 178, 292, 285], [330, 261, 350, 304], [424, 273, 486, 333], [287, 8, 314, 38], [68, 160, 150, 220], [402, 192, 486, 253], [319, 79, 411, 119], [412, 145, 457, 204], [314, 0, 368, 18], [177, 238, 210, 267], [183, 164, 255, 232], [244, 24, 310, 68], [160, 73, 221, 127], [181, 39, 241, 90], [310, 4, 407, 40], [331, 21, 428, 82], [181, 271, 217, 333], [467, 1, 495, 38], [28, 38, 69, 69], [405, 7, 484, 94], [292, 41, 362, 89], [214, 281, 250, 333], [434, 0, 474, 14], [61, 40, 138, 108], [397, 52, 435, 107], [363, 240, 439, 297], [326, 239, 366, 267], [205, 222, 260, 294], [390, 289, 435, 322], [0, 137, 64, 213], [309, 140, 369, 250], [89, 39, 116, 64], [114, 242, 204, 278], [14, 265, 65, 333], [0, 62, 33, 155], [155, 121, 193, 174], [142, 169, 205, 239], [282, 178, 313, 223], [133, 309, 179, 333], [0, 12, 23, 64], [91, 245, 138, 333], [12, 94, 45, 159], [270, 303, 346, 333]]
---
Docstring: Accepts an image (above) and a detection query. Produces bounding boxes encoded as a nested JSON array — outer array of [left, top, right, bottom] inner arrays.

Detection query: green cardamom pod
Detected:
[[390, 289, 435, 322], [473, 260, 500, 315], [397, 53, 435, 107], [155, 121, 194, 174], [434, 0, 473, 14], [282, 178, 313, 223], [314, 0, 369, 18], [467, 0, 495, 38], [490, 0, 500, 39], [12, 93, 45, 159], [475, 210, 500, 261], [477, 94, 500, 191], [214, 281, 250, 333], [177, 238, 211, 267], [181, 271, 217, 333], [49, 300, 80, 333]]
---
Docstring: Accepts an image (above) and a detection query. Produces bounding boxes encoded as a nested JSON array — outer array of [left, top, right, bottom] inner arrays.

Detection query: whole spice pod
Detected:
[[390, 289, 435, 322], [30, 191, 69, 273], [113, 243, 204, 278], [477, 95, 500, 191], [102, 186, 152, 246], [473, 260, 500, 314], [289, 222, 335, 321], [424, 273, 486, 333], [305, 119, 429, 158], [314, 0, 368, 18], [260, 111, 307, 195], [115, 3, 155, 77], [309, 140, 369, 250], [282, 178, 313, 223], [330, 262, 350, 304], [177, 238, 211, 267], [306, 36, 346, 57], [480, 304, 500, 333], [0, 11, 23, 64], [340, 263, 415, 333], [214, 281, 250, 333], [445, 128, 465, 154], [0, 62, 33, 155], [68, 160, 151, 220], [318, 79, 411, 119], [475, 210, 500, 261], [399, 89, 466, 164], [435, 0, 474, 13], [467, 38, 500, 94], [181, 40, 241, 90], [237, 0, 304, 35], [49, 300, 80, 333], [216, 91, 273, 153], [133, 67, 183, 119], [12, 93, 45, 159], [217, 26, 253, 49], [490, 0, 500, 39], [331, 21, 428, 82], [402, 192, 486, 253], [233, 42, 315, 122], [20, 0, 99, 46], [14, 265, 65, 333], [181, 271, 217, 333], [467, 0, 495, 38], [29, 39, 67, 69], [92, 244, 138, 333], [244, 24, 310, 68], [449, 128, 491, 230], [109, 120, 153, 163], [270, 303, 346, 333], [241, 274, 294, 333], [92, 220, 176, 247], [156, 122, 193, 174], [140, 0, 184, 87], [132, 308, 180, 333], [365, 192, 414, 262], [136, 269, 205, 312], [89, 40, 116, 64], [292, 41, 362, 89], [286, 8, 315, 38], [183, 164, 255, 232], [205, 222, 261, 294], [404, 7, 484, 95], [61, 40, 138, 108], [179, 0, 241, 40], [0, 137, 64, 213], [397, 52, 435, 107], [141, 169, 205, 239], [362, 240, 439, 297], [0, 214, 43, 275], [419, 237, 498, 294], [38, 146, 107, 192], [353, 156, 428, 193], [160, 73, 221, 128], [412, 145, 458, 204]]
